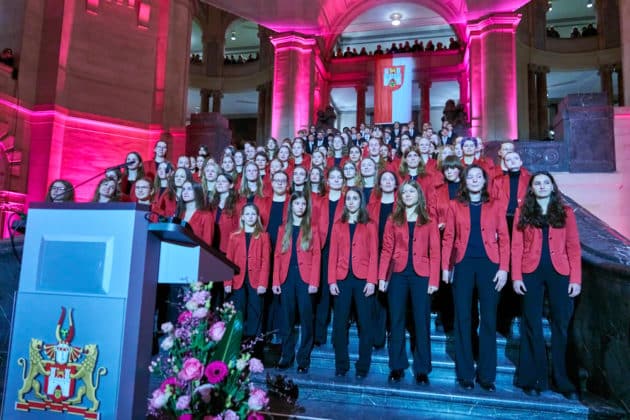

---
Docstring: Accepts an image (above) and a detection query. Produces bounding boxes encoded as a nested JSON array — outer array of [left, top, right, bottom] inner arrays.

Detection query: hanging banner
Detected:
[[374, 56, 414, 124]]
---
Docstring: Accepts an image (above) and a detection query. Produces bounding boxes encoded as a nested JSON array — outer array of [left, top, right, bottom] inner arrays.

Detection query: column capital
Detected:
[[355, 84, 368, 94], [200, 88, 212, 96], [466, 13, 522, 39], [270, 33, 317, 51], [210, 89, 224, 99]]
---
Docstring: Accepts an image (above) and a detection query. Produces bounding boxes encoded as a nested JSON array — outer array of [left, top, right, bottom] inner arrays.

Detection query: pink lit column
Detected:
[[467, 14, 521, 141], [355, 85, 367, 127], [458, 73, 469, 124], [270, 34, 317, 139]]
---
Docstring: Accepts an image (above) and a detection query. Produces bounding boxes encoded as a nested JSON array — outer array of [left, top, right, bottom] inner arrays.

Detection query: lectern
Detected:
[[2, 203, 236, 420]]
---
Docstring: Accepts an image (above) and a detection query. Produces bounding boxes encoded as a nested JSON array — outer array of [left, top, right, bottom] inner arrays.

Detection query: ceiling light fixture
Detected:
[[390, 13, 402, 26], [230, 31, 237, 41], [548, 1, 552, 11], [586, 0, 593, 8]]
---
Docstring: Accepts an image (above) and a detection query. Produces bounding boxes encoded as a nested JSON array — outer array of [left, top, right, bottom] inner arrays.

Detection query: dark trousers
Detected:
[[387, 273, 432, 375], [332, 275, 374, 374], [372, 290, 389, 347], [452, 257, 500, 383], [228, 281, 264, 338], [497, 215, 520, 336], [264, 255, 283, 338], [279, 268, 315, 368], [314, 246, 331, 344], [518, 265, 575, 392]]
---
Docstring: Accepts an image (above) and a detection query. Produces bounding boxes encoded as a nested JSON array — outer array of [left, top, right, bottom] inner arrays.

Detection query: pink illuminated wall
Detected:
[[270, 34, 317, 139]]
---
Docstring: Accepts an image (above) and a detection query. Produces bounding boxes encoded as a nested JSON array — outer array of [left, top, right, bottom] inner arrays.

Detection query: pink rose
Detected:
[[248, 358, 264, 373], [205, 361, 229, 384], [247, 387, 268, 410], [179, 415, 193, 420], [247, 411, 265, 420], [192, 307, 209, 319], [174, 328, 190, 340], [208, 321, 226, 341], [176, 395, 191, 410], [160, 377, 178, 391], [178, 311, 192, 324], [178, 357, 204, 382]]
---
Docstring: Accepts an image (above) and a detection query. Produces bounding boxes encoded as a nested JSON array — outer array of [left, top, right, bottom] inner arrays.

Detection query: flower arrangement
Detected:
[[148, 282, 268, 419]]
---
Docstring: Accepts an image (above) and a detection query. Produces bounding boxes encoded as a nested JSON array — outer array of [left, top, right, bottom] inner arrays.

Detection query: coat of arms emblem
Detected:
[[14, 307, 107, 420], [384, 65, 405, 90]]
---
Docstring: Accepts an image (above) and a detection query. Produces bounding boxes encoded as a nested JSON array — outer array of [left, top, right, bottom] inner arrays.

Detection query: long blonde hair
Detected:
[[236, 203, 264, 238], [281, 191, 313, 252]]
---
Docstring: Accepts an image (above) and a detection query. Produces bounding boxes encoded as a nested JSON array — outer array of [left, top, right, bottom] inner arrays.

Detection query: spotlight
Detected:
[[586, 0, 593, 7], [390, 13, 402, 27], [548, 1, 552, 11], [230, 31, 237, 41]]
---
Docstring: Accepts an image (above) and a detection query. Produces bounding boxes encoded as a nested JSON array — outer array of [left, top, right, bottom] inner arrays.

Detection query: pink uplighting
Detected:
[[138, 2, 151, 28]]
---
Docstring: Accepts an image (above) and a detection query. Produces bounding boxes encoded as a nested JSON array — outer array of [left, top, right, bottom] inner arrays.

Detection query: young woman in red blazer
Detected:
[[238, 161, 265, 204], [441, 165, 510, 392], [397, 147, 436, 202], [154, 162, 178, 217], [511, 172, 581, 400], [378, 180, 440, 385], [225, 203, 271, 338], [313, 166, 345, 346], [328, 187, 378, 378], [272, 192, 321, 373], [177, 181, 214, 246], [210, 173, 244, 254]]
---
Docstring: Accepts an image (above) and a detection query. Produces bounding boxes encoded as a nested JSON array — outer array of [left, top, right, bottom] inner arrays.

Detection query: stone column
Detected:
[[467, 14, 521, 141], [596, 0, 621, 50], [458, 72, 469, 124], [600, 64, 614, 105], [270, 33, 317, 139], [200, 89, 211, 113], [528, 64, 539, 139], [537, 66, 549, 138], [256, 82, 272, 142], [355, 84, 367, 127], [420, 79, 432, 125], [211, 90, 223, 113]]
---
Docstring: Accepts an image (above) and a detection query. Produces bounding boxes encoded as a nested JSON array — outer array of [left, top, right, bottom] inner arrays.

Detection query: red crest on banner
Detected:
[[384, 66, 405, 90]]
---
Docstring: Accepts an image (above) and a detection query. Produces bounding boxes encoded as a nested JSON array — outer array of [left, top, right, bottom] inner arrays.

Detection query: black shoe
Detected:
[[415, 373, 430, 385], [335, 369, 348, 377], [276, 358, 294, 370], [478, 381, 496, 392], [388, 369, 404, 383], [562, 391, 579, 401], [297, 366, 309, 374], [356, 371, 367, 379], [458, 379, 474, 390], [523, 387, 541, 397]]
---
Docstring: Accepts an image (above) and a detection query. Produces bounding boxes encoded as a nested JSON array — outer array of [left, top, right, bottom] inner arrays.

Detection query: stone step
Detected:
[[253, 368, 589, 419]]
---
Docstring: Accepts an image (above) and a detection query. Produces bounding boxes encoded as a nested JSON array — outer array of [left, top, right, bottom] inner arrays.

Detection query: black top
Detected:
[[447, 181, 460, 200], [289, 228, 300, 268], [401, 222, 416, 274], [539, 224, 553, 268], [464, 203, 487, 258], [379, 202, 394, 243], [507, 171, 520, 216], [267, 200, 285, 246], [348, 223, 357, 277], [363, 186, 373, 203], [326, 199, 339, 247]]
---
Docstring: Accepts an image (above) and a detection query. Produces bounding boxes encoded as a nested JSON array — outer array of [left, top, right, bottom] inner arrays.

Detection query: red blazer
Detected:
[[182, 209, 214, 246], [378, 218, 441, 288], [226, 230, 271, 289], [273, 227, 321, 288], [328, 220, 379, 284], [255, 195, 289, 230], [441, 199, 510, 271], [491, 168, 531, 214], [155, 189, 177, 217], [510, 206, 581, 284], [432, 180, 454, 227]]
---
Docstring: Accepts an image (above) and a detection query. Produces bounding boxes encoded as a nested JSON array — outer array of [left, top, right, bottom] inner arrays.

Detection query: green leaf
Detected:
[[211, 313, 243, 364]]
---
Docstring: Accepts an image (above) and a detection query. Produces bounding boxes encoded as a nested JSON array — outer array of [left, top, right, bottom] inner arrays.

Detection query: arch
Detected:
[[322, 0, 467, 54], [223, 18, 261, 58]]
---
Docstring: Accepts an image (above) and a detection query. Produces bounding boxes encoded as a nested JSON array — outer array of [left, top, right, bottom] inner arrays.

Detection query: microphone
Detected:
[[106, 162, 130, 171]]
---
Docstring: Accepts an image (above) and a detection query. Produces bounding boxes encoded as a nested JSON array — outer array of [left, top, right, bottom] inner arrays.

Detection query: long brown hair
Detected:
[[398, 147, 427, 179], [456, 164, 491, 204], [391, 180, 430, 226], [340, 187, 369, 224], [517, 171, 567, 229], [281, 192, 313, 252]]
